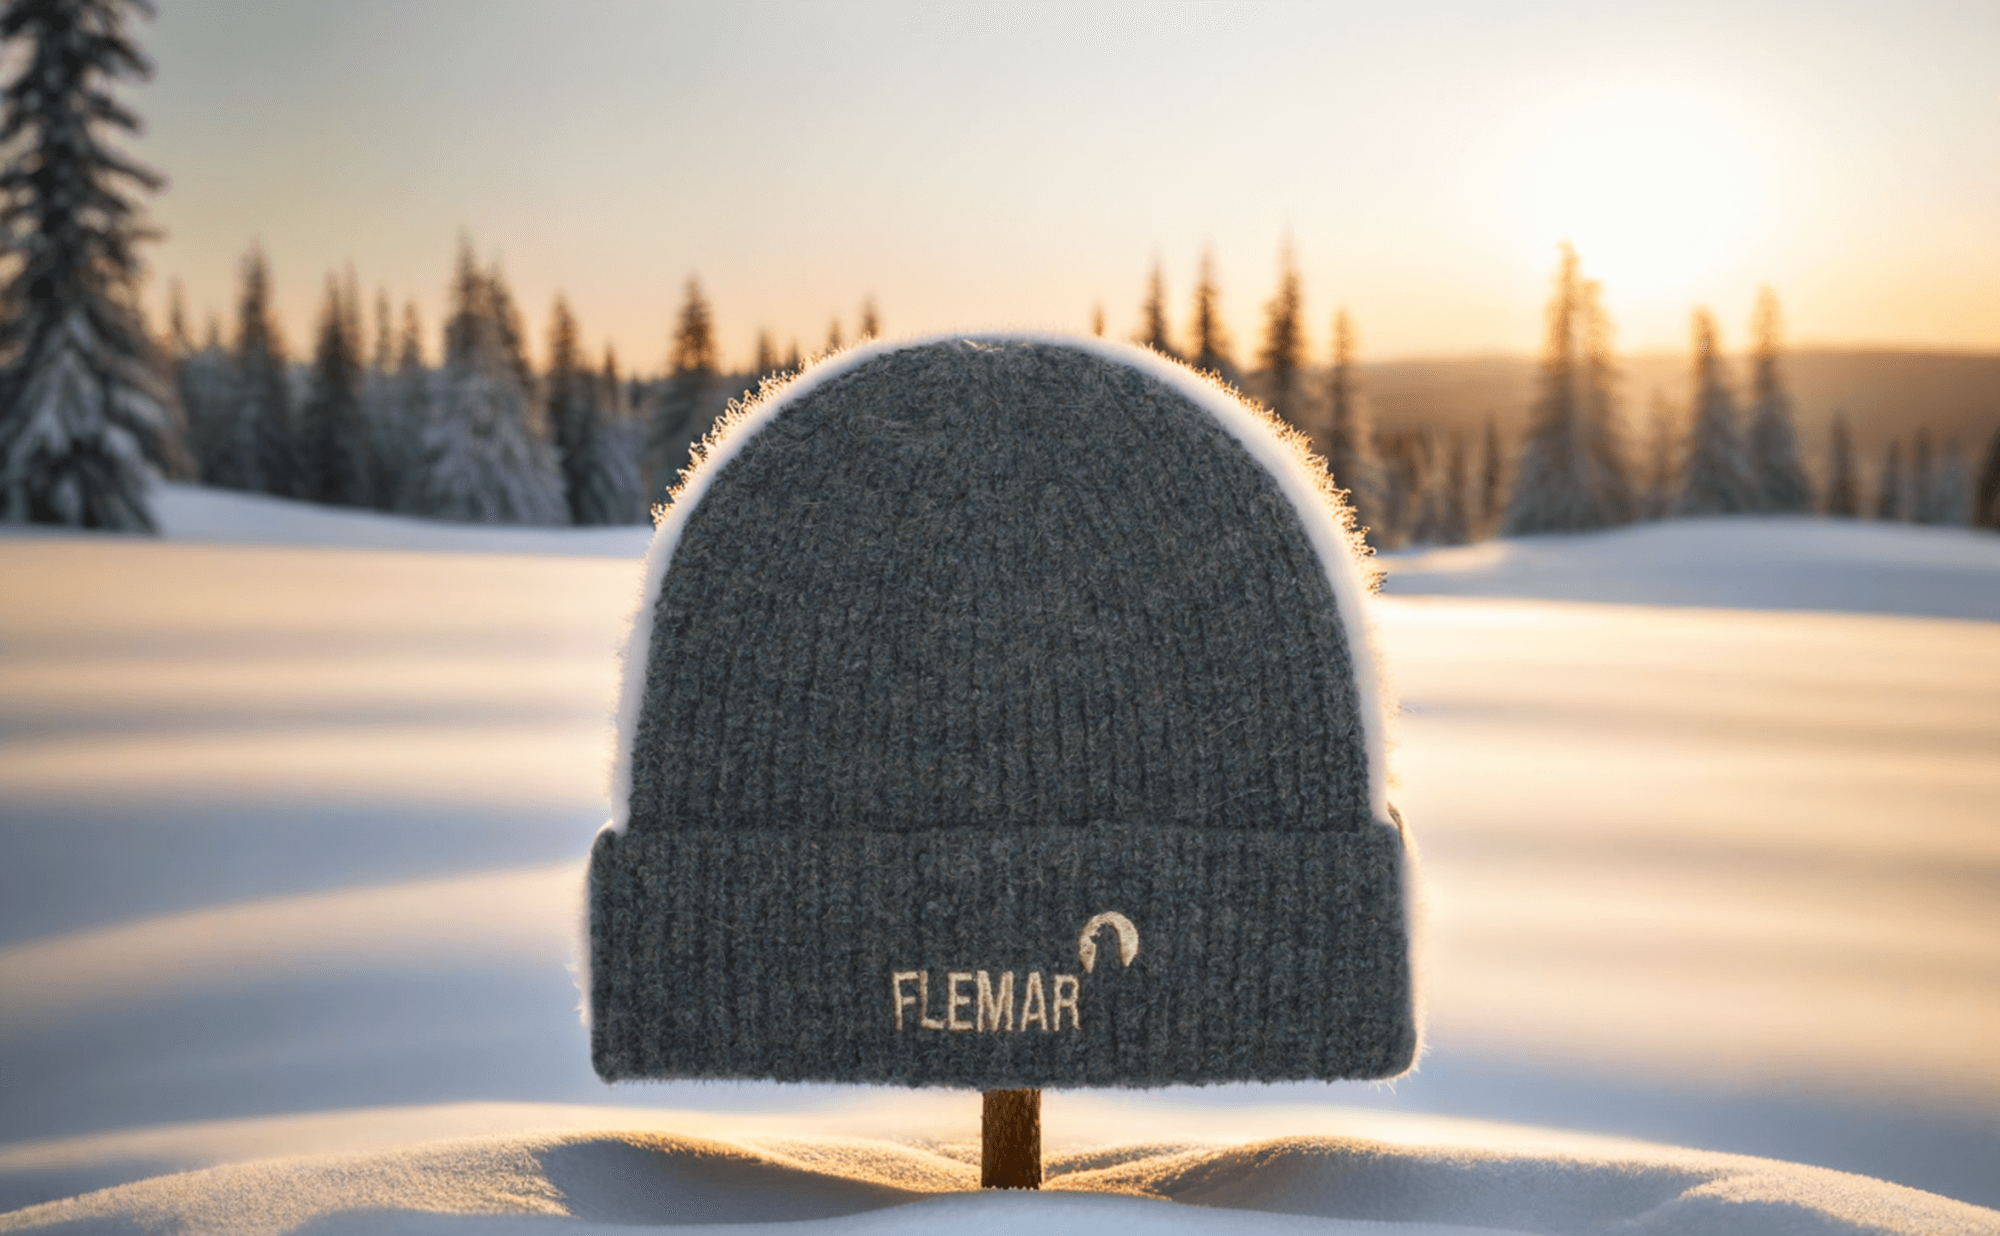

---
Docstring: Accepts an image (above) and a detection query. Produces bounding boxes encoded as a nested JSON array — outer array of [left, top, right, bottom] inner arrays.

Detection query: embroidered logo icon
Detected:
[[889, 911, 1140, 1034], [1077, 910, 1139, 973]]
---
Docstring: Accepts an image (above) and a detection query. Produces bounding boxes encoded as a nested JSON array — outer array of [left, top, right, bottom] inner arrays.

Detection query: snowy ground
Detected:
[[0, 485, 1996, 1233]]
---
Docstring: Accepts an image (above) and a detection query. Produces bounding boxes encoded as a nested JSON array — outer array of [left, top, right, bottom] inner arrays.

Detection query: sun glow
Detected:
[[1513, 84, 1776, 311]]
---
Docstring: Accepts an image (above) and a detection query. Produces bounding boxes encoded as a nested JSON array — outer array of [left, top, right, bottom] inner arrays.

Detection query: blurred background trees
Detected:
[[299, 274, 368, 508], [1137, 260, 1174, 359], [1323, 310, 1385, 543], [406, 242, 564, 524], [139, 231, 2000, 541], [1255, 241, 1306, 432], [547, 295, 642, 526], [1675, 309, 1760, 517], [1746, 289, 1813, 513], [645, 277, 719, 505], [0, 0, 181, 530], [1823, 414, 1859, 518], [1503, 246, 1632, 535], [1186, 250, 1234, 384]]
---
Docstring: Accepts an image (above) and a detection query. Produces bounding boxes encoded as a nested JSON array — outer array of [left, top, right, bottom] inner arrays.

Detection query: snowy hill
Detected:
[[1, 486, 1996, 1232], [147, 481, 655, 557], [148, 482, 2000, 621], [8, 1121, 1994, 1235], [1380, 515, 2000, 620]]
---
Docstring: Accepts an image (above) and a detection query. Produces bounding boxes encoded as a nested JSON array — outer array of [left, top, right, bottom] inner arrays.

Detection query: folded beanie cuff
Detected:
[[589, 819, 1415, 1088]]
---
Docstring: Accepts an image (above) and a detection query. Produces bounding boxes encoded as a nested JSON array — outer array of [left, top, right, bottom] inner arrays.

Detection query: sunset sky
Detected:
[[133, 0, 1999, 372]]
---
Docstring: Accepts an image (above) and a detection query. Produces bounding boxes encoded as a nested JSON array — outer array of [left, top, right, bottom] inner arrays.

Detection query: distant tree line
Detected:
[[166, 249, 891, 528], [1121, 242, 2000, 548], [171, 240, 647, 526], [1482, 252, 1992, 543]]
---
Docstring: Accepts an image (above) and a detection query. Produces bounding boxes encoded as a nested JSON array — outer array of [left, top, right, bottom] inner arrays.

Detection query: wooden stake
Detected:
[[981, 1088, 1042, 1189]]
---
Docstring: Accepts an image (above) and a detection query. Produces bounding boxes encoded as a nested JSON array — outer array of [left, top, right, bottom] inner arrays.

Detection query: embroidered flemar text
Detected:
[[891, 970, 1080, 1032]]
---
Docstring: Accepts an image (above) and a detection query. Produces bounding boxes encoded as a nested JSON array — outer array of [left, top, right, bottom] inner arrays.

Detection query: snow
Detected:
[[1380, 514, 2000, 619], [149, 480, 653, 556], [9, 1125, 1996, 1235], [1, 487, 1997, 1233]]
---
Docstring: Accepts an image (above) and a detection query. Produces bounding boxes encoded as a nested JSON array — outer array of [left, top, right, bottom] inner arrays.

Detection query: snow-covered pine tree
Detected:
[[230, 246, 294, 496], [646, 276, 719, 502], [1639, 388, 1678, 519], [358, 290, 395, 509], [1874, 440, 1904, 521], [1823, 412, 1860, 517], [1977, 425, 2000, 530], [1137, 259, 1174, 358], [0, 0, 183, 529], [409, 241, 565, 524], [544, 295, 637, 525], [363, 302, 427, 511], [131, 286, 190, 477], [159, 278, 213, 483], [753, 330, 779, 383], [1443, 430, 1471, 544], [602, 347, 631, 421], [1090, 304, 1105, 338], [1576, 279, 1635, 518], [1744, 289, 1812, 512], [1186, 249, 1234, 383], [1412, 429, 1469, 546], [1673, 308, 1758, 517], [370, 288, 392, 374], [1909, 429, 1937, 524], [1403, 433, 1436, 543], [1377, 430, 1420, 549], [298, 274, 369, 507], [175, 326, 232, 484], [1929, 441, 1972, 526], [858, 297, 880, 342], [1476, 414, 1504, 536], [600, 346, 622, 415], [482, 260, 537, 426], [597, 345, 644, 525], [1323, 309, 1386, 540], [599, 345, 633, 432], [1257, 241, 1306, 431], [164, 277, 187, 355], [547, 294, 585, 501], [824, 318, 842, 355], [1505, 246, 1634, 533], [159, 275, 194, 416]]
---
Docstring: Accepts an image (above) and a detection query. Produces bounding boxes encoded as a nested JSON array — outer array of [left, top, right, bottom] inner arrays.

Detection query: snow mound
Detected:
[[1381, 517, 2000, 620], [5, 500, 1998, 1225], [3, 1128, 1992, 1235], [147, 482, 653, 557]]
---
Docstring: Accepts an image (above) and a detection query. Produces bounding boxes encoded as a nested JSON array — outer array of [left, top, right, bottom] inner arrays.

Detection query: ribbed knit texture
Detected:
[[591, 339, 1415, 1087]]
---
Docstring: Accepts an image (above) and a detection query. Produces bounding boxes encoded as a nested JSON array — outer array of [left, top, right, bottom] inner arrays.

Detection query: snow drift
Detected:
[[2, 485, 1997, 1232], [4, 1125, 1993, 1235]]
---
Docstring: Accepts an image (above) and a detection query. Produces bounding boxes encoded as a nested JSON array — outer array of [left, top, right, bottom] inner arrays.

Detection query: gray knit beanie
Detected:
[[588, 334, 1417, 1089]]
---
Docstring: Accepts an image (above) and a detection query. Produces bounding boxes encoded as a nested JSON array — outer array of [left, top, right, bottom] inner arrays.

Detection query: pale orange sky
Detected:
[[134, 1, 1999, 373]]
